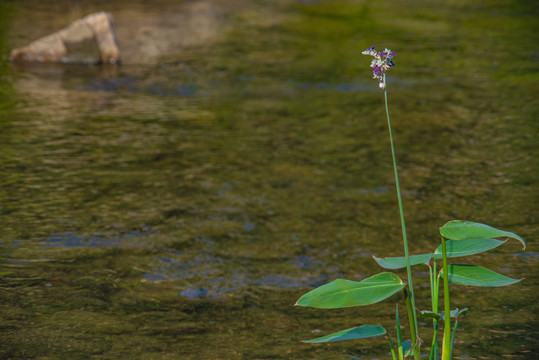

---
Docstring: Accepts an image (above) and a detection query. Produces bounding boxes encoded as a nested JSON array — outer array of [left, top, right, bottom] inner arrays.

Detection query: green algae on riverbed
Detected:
[[1, 0, 538, 359]]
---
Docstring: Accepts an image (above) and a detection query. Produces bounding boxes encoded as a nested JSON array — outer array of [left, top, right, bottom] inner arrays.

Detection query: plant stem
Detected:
[[441, 236, 452, 360], [428, 262, 439, 360], [395, 304, 404, 360], [450, 315, 460, 360], [383, 75, 419, 358], [387, 335, 398, 360], [405, 289, 417, 349]]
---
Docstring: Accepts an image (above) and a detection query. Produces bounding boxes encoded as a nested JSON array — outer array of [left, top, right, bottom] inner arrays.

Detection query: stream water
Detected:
[[1, 0, 537, 359]]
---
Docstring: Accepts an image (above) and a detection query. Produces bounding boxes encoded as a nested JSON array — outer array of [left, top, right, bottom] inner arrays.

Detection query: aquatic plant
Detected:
[[295, 46, 526, 359]]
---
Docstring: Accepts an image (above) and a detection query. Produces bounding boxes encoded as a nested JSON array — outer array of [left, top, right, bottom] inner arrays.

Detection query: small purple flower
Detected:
[[362, 46, 396, 89], [380, 50, 396, 58]]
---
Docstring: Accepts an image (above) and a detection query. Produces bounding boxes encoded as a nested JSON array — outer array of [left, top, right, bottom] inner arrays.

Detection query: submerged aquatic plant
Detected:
[[295, 46, 526, 359]]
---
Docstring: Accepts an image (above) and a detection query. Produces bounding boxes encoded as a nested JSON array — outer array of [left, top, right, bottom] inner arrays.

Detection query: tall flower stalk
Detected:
[[362, 46, 420, 358], [295, 45, 526, 360]]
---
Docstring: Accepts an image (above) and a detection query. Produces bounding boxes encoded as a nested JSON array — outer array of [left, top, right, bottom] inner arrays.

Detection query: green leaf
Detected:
[[419, 308, 469, 321], [373, 253, 432, 269], [295, 272, 405, 309], [418, 310, 441, 321], [432, 238, 506, 259], [455, 307, 469, 317], [440, 264, 522, 287], [440, 220, 526, 249], [303, 325, 386, 343], [440, 308, 469, 321], [402, 340, 413, 357]]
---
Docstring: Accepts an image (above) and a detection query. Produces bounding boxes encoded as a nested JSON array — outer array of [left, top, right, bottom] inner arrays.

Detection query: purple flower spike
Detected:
[[362, 46, 396, 89]]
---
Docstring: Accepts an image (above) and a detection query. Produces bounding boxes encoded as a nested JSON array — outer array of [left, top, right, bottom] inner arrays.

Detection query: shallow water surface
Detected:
[[1, 0, 538, 359]]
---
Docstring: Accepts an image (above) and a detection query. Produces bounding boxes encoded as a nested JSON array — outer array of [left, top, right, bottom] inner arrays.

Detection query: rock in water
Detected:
[[61, 21, 101, 64], [10, 12, 120, 65]]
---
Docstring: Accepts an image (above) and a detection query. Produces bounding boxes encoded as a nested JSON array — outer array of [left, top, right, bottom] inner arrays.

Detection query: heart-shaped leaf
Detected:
[[373, 253, 432, 269], [295, 272, 405, 309], [440, 220, 525, 249], [432, 238, 506, 259], [303, 325, 386, 343], [440, 264, 522, 287]]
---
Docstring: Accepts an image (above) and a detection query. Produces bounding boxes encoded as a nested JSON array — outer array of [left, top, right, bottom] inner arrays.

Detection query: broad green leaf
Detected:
[[295, 272, 405, 309], [303, 325, 386, 343], [440, 264, 522, 287], [432, 238, 506, 259], [373, 253, 432, 269], [440, 220, 525, 249]]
